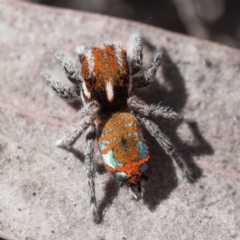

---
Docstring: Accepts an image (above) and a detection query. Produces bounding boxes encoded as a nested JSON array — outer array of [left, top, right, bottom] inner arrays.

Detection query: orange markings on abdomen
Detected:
[[98, 112, 146, 164]]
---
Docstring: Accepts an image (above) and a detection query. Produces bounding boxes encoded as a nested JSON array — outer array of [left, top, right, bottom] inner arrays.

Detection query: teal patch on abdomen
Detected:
[[115, 172, 127, 180], [136, 140, 149, 161], [100, 148, 124, 169]]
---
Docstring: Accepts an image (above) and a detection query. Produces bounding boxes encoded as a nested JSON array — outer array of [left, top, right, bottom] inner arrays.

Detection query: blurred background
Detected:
[[26, 0, 240, 49]]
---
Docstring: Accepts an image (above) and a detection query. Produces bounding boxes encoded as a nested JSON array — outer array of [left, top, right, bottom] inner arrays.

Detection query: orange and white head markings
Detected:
[[76, 42, 131, 110]]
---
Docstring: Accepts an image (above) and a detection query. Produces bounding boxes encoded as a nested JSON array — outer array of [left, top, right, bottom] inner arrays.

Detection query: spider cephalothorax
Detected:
[[77, 44, 130, 111], [41, 33, 192, 223]]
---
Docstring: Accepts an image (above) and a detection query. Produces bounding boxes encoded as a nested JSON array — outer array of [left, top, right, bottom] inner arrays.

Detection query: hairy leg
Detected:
[[128, 95, 181, 122], [129, 184, 142, 200], [41, 70, 79, 101], [54, 51, 81, 85], [137, 116, 192, 180], [135, 48, 164, 88], [84, 125, 100, 223], [127, 32, 143, 75], [55, 101, 99, 149]]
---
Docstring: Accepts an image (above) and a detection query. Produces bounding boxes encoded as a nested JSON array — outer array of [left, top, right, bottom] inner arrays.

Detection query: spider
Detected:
[[41, 33, 192, 223]]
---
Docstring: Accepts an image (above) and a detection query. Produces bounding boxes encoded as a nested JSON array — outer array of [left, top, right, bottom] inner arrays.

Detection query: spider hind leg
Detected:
[[129, 183, 142, 200], [138, 116, 193, 181]]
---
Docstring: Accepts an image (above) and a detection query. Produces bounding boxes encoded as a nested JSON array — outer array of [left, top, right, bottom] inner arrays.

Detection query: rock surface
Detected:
[[0, 0, 240, 239]]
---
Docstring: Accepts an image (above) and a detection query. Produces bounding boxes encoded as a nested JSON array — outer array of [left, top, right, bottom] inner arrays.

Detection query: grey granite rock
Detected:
[[0, 0, 240, 239]]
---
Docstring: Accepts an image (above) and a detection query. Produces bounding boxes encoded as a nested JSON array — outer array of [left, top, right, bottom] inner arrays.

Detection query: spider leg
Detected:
[[128, 95, 181, 123], [54, 51, 81, 85], [137, 116, 192, 180], [127, 32, 143, 75], [41, 70, 79, 101], [135, 48, 164, 88], [84, 124, 100, 223], [55, 101, 99, 149]]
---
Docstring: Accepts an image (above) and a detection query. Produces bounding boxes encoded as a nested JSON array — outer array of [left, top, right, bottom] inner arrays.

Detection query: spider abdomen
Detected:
[[98, 112, 149, 185]]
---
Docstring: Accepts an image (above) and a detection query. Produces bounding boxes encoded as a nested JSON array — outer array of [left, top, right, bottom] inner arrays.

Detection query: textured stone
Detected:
[[0, 0, 240, 239]]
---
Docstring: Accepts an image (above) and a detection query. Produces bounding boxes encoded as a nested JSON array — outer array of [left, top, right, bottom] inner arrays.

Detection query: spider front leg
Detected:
[[55, 101, 99, 149], [137, 116, 193, 181], [41, 70, 79, 101], [127, 32, 143, 74], [54, 51, 81, 85], [128, 95, 182, 123], [41, 51, 81, 101], [84, 125, 100, 223], [135, 48, 164, 88]]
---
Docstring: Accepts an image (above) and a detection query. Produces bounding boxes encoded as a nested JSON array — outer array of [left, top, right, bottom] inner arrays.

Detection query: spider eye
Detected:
[[85, 76, 91, 82], [84, 76, 93, 88]]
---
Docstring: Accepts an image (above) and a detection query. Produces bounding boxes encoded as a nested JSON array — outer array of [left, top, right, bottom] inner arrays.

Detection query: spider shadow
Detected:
[[66, 147, 107, 174], [134, 49, 214, 211], [97, 177, 120, 222], [66, 147, 119, 223]]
